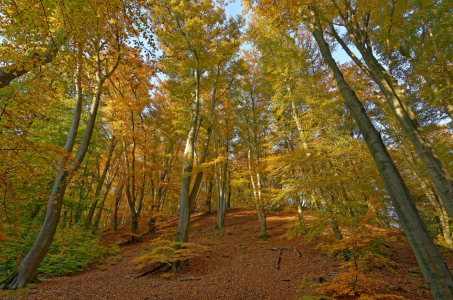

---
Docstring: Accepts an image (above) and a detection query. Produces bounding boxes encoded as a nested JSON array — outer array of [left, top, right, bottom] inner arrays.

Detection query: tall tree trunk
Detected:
[[2, 44, 120, 289], [188, 81, 217, 209], [332, 15, 453, 224], [304, 9, 453, 298], [175, 68, 201, 244]]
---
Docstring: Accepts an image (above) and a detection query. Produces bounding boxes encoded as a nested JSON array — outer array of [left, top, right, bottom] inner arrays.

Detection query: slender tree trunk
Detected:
[[205, 173, 213, 215], [248, 150, 267, 236], [291, 98, 344, 240], [304, 10, 453, 298], [112, 179, 125, 231], [226, 170, 231, 208], [86, 136, 117, 225], [93, 171, 116, 229]]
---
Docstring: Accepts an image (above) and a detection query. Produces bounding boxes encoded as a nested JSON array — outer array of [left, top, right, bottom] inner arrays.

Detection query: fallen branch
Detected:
[[135, 262, 166, 279], [323, 253, 340, 261], [266, 247, 301, 269]]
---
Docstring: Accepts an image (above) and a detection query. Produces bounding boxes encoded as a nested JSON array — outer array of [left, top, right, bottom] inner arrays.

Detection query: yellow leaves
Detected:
[[132, 229, 207, 268]]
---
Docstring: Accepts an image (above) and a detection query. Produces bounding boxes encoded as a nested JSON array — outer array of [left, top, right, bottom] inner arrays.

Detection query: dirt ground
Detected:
[[2, 207, 452, 299]]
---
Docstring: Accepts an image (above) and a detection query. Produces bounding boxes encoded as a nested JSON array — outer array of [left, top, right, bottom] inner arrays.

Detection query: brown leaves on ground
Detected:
[[4, 208, 452, 299]]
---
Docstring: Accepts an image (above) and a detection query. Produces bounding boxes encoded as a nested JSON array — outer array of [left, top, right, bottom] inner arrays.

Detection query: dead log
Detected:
[[135, 262, 166, 278]]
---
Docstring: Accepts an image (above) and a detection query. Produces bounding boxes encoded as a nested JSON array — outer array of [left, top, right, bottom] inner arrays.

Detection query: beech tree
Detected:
[[0, 0, 151, 289]]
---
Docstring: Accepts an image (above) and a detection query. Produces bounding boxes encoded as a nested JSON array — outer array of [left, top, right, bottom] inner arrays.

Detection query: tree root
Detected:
[[0, 271, 18, 290]]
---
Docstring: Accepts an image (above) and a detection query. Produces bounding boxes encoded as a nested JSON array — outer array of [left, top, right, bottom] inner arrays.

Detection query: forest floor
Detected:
[[3, 207, 453, 300]]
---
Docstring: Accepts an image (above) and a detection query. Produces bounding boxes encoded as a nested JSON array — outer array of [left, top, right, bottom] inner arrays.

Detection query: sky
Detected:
[[223, 0, 356, 64]]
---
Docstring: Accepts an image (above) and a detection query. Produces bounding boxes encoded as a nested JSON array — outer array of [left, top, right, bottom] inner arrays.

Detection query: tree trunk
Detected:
[[334, 15, 453, 225], [304, 9, 453, 298], [93, 171, 116, 229], [175, 68, 201, 244], [205, 173, 213, 215], [226, 170, 231, 208], [248, 150, 267, 236], [86, 136, 117, 226], [1, 44, 120, 289], [296, 194, 306, 232]]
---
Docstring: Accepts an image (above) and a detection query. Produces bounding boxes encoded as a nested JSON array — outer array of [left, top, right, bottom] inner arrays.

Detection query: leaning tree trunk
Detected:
[[304, 9, 453, 298], [1, 45, 120, 289], [333, 16, 453, 224]]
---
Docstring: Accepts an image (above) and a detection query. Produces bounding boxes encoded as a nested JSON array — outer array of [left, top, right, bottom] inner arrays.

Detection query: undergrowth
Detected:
[[289, 203, 405, 299], [0, 226, 119, 280], [133, 228, 207, 268]]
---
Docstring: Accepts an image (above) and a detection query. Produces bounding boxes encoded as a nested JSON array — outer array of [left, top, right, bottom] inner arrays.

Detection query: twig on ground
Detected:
[[179, 276, 201, 281], [323, 253, 340, 260]]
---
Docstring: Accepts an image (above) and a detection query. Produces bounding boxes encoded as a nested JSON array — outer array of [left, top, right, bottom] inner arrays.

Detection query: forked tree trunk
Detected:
[[304, 9, 453, 298], [172, 68, 201, 271], [1, 44, 120, 289], [175, 68, 201, 245]]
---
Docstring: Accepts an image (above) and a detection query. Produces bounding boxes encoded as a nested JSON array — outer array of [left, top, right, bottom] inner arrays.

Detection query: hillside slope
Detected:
[[4, 208, 452, 299]]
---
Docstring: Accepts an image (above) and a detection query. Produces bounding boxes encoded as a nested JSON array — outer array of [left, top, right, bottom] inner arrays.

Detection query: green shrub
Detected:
[[0, 226, 120, 280]]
